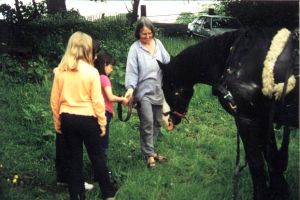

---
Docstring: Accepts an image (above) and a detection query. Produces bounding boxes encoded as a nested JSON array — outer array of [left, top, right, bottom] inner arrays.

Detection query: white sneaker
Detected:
[[84, 182, 94, 190]]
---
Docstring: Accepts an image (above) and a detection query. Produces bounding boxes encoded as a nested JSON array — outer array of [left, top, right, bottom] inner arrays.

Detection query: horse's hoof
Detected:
[[253, 187, 269, 200], [269, 178, 290, 200], [269, 185, 290, 200]]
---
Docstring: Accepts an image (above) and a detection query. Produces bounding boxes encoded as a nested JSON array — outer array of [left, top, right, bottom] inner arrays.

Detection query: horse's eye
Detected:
[[182, 91, 191, 99]]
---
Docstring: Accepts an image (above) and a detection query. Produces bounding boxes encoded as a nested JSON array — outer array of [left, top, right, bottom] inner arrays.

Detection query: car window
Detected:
[[203, 17, 210, 29], [212, 17, 241, 29], [192, 18, 198, 24], [196, 17, 205, 25]]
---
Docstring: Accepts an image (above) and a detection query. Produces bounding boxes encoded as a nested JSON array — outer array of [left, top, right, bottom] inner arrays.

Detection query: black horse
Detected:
[[159, 27, 299, 200]]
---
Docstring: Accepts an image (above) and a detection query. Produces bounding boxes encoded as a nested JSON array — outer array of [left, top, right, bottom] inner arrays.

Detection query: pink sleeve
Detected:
[[100, 75, 112, 88], [91, 73, 107, 128]]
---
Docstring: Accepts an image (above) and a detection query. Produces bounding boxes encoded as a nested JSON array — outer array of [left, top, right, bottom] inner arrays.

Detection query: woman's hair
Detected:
[[57, 31, 93, 72], [94, 51, 116, 76], [134, 16, 156, 39]]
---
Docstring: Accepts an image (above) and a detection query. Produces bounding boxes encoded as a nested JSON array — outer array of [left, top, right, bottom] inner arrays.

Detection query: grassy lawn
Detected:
[[0, 36, 298, 200]]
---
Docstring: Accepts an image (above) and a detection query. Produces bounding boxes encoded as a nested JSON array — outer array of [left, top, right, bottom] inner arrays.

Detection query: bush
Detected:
[[1, 12, 137, 88], [176, 12, 196, 24], [23, 14, 131, 68], [0, 54, 51, 84]]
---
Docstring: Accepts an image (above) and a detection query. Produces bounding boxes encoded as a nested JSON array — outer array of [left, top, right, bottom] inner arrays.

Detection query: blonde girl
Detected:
[[51, 31, 117, 200]]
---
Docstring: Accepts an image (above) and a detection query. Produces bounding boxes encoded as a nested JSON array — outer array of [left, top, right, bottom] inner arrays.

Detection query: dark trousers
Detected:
[[55, 132, 71, 183], [100, 111, 112, 163], [60, 113, 115, 199]]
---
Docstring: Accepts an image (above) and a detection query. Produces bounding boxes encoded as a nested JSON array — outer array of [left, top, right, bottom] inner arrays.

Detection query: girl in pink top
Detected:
[[94, 52, 127, 163]]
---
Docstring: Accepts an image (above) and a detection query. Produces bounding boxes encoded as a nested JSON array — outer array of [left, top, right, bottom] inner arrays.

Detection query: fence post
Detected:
[[141, 5, 146, 17], [208, 8, 214, 15]]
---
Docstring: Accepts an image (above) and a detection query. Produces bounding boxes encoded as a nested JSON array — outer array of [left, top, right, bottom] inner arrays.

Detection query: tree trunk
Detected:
[[128, 0, 140, 26], [47, 0, 66, 14], [14, 0, 23, 22]]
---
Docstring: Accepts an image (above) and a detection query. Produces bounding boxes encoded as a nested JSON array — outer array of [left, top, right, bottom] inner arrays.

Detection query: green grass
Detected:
[[0, 36, 298, 200]]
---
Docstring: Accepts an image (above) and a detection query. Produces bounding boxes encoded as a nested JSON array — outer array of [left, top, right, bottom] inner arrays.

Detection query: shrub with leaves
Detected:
[[176, 12, 196, 24], [0, 54, 51, 84]]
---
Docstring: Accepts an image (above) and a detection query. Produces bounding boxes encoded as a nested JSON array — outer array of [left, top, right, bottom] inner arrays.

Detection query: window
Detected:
[[212, 18, 241, 29], [203, 17, 211, 29]]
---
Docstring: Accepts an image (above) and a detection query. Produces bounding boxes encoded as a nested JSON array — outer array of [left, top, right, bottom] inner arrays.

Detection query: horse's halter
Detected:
[[163, 86, 193, 124], [163, 110, 188, 122]]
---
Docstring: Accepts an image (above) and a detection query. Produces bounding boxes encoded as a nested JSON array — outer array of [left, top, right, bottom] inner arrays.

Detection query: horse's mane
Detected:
[[178, 30, 241, 59], [169, 30, 242, 85]]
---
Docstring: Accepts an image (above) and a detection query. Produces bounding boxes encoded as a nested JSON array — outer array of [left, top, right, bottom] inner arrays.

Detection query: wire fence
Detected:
[[85, 12, 128, 21], [85, 11, 206, 23]]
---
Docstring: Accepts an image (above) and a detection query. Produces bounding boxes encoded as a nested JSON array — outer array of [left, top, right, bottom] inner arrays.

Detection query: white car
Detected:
[[187, 15, 242, 38]]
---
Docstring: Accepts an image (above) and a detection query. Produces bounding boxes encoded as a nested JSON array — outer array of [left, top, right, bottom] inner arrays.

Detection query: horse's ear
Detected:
[[157, 60, 167, 71]]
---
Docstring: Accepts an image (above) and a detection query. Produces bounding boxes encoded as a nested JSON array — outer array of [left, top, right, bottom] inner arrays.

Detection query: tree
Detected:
[[47, 0, 66, 14], [219, 0, 299, 29], [0, 0, 47, 23], [126, 0, 140, 26], [88, 0, 140, 25]]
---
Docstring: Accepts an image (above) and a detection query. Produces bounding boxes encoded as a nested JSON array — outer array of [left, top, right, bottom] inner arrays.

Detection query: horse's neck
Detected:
[[173, 63, 225, 87], [173, 30, 240, 87], [195, 31, 240, 86]]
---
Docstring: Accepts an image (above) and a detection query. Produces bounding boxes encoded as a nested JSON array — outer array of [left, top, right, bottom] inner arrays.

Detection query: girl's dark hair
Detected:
[[93, 40, 101, 58], [134, 16, 156, 39], [94, 51, 116, 76]]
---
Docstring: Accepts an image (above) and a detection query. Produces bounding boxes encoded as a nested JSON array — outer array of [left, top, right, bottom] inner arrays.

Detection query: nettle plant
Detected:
[[0, 54, 51, 84]]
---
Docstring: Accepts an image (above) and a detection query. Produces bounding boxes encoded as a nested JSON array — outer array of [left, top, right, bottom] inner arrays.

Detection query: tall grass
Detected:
[[0, 36, 298, 200]]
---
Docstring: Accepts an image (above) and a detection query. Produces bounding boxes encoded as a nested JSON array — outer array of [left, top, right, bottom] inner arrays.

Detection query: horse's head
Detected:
[[158, 60, 194, 125]]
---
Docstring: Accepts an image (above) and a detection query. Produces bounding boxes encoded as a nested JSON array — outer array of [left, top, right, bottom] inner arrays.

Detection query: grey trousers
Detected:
[[137, 99, 162, 159]]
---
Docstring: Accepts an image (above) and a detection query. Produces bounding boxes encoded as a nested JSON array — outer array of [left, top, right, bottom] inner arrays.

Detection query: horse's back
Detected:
[[223, 27, 299, 128]]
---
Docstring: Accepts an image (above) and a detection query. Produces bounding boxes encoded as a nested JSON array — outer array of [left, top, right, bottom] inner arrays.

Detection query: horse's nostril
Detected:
[[171, 115, 182, 125]]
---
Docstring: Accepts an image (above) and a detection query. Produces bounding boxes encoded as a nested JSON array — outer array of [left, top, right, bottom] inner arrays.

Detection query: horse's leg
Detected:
[[235, 117, 268, 200], [263, 126, 290, 200]]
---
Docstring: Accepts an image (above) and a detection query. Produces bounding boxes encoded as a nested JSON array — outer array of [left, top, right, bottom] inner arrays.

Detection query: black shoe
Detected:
[[70, 193, 85, 200]]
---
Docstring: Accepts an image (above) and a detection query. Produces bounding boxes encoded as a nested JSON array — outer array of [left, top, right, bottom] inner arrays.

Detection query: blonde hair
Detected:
[[57, 31, 93, 72]]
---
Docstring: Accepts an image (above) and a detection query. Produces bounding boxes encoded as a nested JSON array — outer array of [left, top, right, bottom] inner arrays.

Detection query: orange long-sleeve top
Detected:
[[50, 60, 107, 133]]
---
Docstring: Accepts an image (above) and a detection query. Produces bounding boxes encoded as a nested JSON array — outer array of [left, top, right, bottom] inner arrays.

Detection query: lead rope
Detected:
[[230, 105, 247, 200], [232, 126, 248, 200], [214, 83, 248, 200], [117, 97, 136, 122]]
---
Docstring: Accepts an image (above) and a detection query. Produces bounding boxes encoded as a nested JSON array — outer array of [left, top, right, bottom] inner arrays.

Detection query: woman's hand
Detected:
[[123, 98, 129, 106], [124, 88, 134, 101]]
